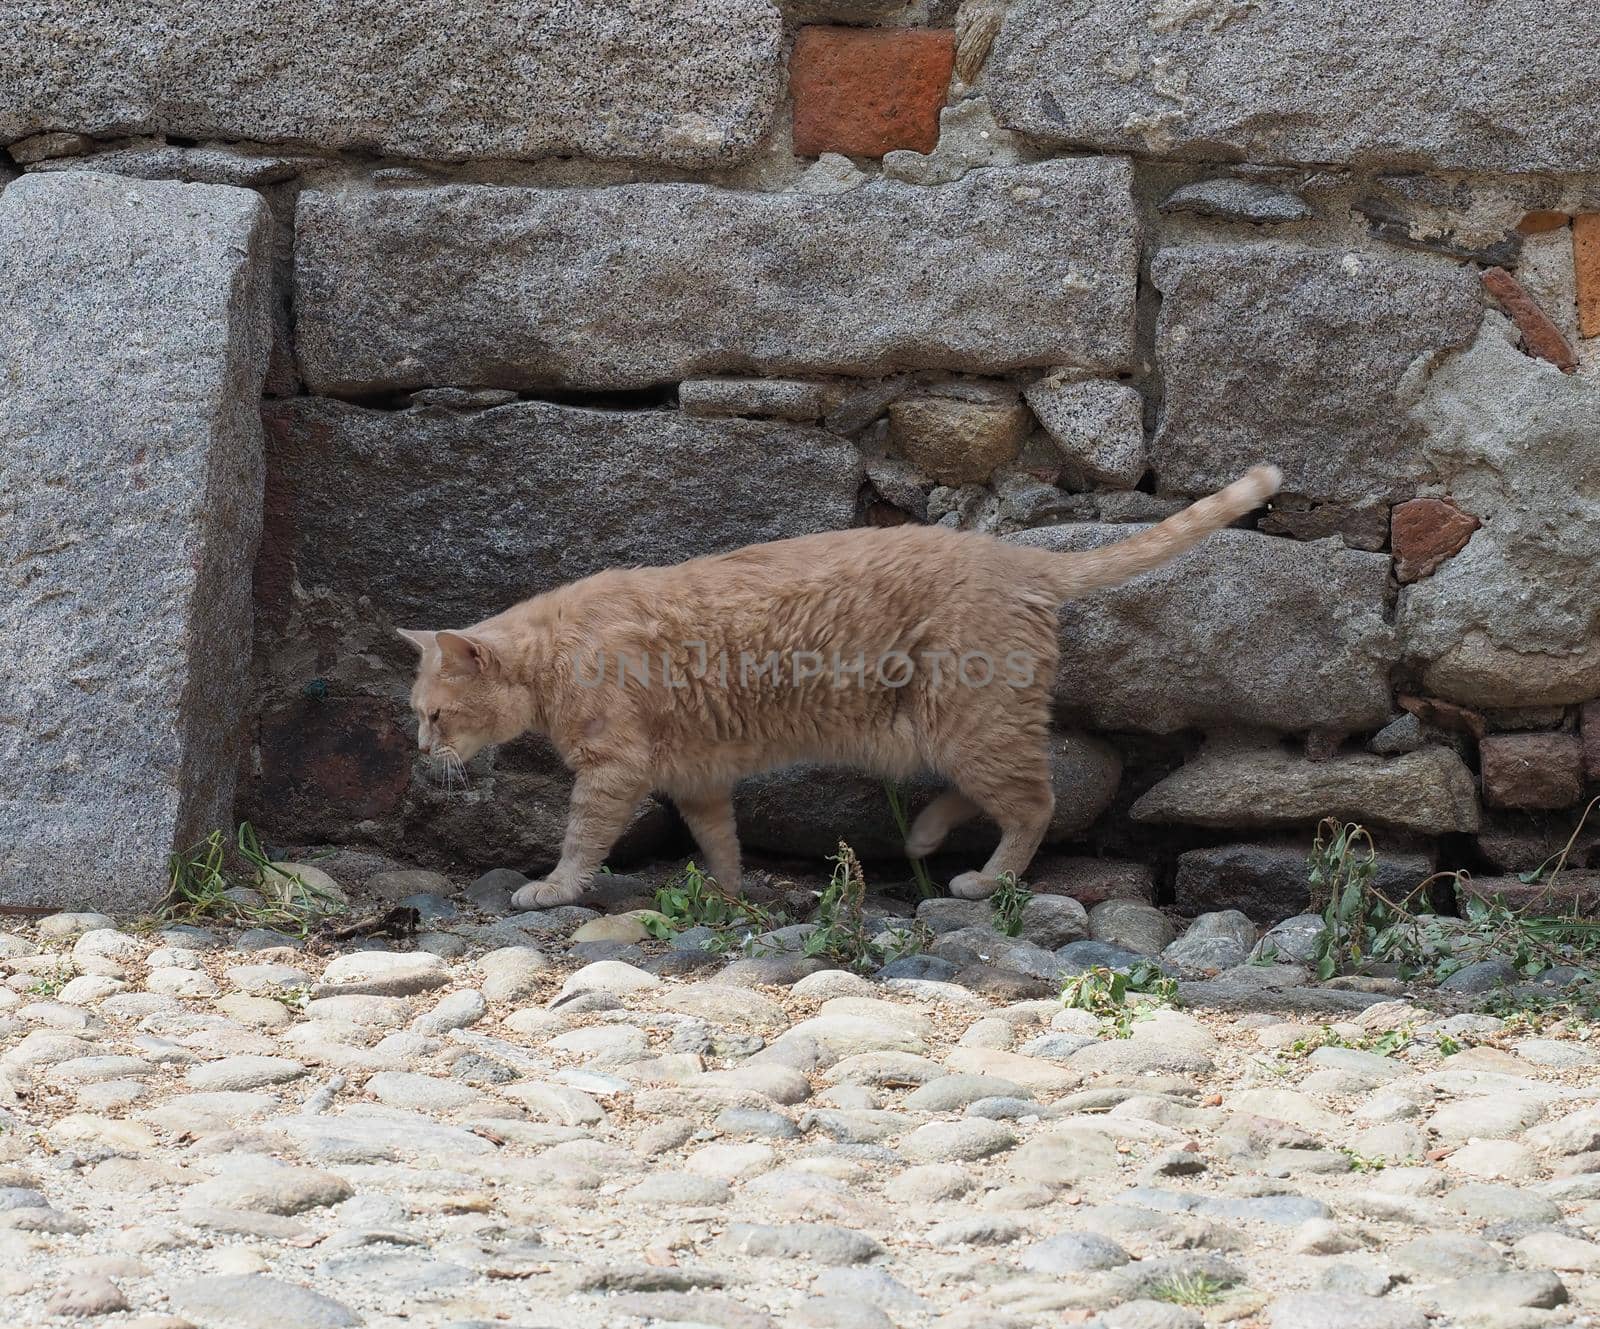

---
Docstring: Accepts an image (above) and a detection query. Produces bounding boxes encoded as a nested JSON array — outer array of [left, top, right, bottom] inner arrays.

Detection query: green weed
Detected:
[[882, 782, 940, 899], [1307, 815, 1600, 985], [1147, 1272, 1234, 1307], [164, 823, 342, 938], [989, 872, 1032, 937], [25, 964, 73, 998], [1061, 962, 1178, 1037], [646, 861, 771, 936], [804, 843, 930, 973]]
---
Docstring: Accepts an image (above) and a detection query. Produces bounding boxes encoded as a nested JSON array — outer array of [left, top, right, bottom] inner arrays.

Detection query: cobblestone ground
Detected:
[[2, 890, 1599, 1329]]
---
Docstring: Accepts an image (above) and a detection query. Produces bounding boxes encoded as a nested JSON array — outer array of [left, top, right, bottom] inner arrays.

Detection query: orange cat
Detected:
[[401, 466, 1280, 910]]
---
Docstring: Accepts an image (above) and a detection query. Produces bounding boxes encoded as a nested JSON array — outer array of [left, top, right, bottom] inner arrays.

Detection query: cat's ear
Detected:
[[437, 630, 498, 677], [397, 628, 435, 655]]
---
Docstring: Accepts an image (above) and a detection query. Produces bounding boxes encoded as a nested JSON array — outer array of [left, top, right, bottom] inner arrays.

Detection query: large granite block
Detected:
[[293, 160, 1140, 394], [0, 172, 273, 910], [0, 0, 784, 168]]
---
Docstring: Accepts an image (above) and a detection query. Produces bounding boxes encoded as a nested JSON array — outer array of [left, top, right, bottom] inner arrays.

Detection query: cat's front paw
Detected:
[[511, 879, 585, 911], [949, 871, 1000, 901]]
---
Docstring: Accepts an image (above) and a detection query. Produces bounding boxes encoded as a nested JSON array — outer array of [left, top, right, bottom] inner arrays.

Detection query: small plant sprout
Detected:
[[1148, 1271, 1235, 1307], [1060, 962, 1178, 1037], [804, 843, 929, 973], [646, 861, 771, 938], [882, 781, 940, 899], [989, 872, 1032, 937], [164, 823, 343, 938]]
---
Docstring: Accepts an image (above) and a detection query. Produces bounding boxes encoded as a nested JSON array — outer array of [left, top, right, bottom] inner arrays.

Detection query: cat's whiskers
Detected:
[[430, 747, 467, 791]]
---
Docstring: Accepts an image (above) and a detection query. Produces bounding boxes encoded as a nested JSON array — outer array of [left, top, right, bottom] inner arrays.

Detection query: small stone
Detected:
[[569, 915, 652, 945], [1514, 1230, 1600, 1272], [1024, 377, 1146, 488], [888, 392, 1032, 485], [316, 951, 448, 997], [1161, 178, 1312, 225], [1447, 1139, 1539, 1181], [561, 960, 661, 995], [44, 1273, 128, 1317], [1088, 900, 1175, 955], [367, 868, 450, 901], [8, 131, 96, 164], [39, 913, 115, 938], [901, 1119, 1016, 1163], [410, 989, 486, 1035], [477, 946, 551, 1002], [1429, 1270, 1567, 1317], [1019, 1231, 1130, 1273], [715, 1107, 802, 1141], [186, 1057, 306, 1092], [1289, 1219, 1364, 1256], [169, 1275, 359, 1329], [926, 1215, 1023, 1248], [680, 376, 848, 421], [1056, 940, 1149, 973], [466, 868, 523, 913], [721, 1222, 885, 1264], [1015, 894, 1090, 949], [1480, 266, 1578, 373], [1436, 958, 1519, 994], [186, 1166, 353, 1216], [225, 964, 311, 993], [1266, 1293, 1426, 1329], [1132, 746, 1481, 836], [1443, 1182, 1560, 1226], [626, 1172, 732, 1208], [365, 1070, 484, 1113]]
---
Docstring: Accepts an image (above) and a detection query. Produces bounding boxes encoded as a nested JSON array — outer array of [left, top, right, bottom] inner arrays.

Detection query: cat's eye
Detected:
[[428, 709, 441, 724]]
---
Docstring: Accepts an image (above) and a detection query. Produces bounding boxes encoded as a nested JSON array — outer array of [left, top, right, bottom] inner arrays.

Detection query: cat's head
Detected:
[[397, 629, 523, 766]]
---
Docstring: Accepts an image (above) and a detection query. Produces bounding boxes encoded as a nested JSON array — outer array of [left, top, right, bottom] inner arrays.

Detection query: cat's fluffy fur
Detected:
[[401, 465, 1280, 910]]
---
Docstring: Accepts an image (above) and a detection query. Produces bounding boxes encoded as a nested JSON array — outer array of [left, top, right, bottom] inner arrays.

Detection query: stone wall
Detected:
[[4, 0, 1599, 914]]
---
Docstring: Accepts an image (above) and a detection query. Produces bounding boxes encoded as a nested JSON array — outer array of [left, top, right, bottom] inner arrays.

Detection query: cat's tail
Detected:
[[1028, 465, 1282, 598]]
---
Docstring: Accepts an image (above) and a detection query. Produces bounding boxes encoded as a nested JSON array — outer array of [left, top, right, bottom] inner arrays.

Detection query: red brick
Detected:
[[1576, 214, 1600, 339], [1480, 267, 1577, 373], [1390, 497, 1479, 583], [1480, 732, 1585, 811], [1398, 693, 1486, 739], [255, 697, 413, 831], [1582, 700, 1600, 783], [1517, 210, 1570, 235], [790, 27, 955, 159]]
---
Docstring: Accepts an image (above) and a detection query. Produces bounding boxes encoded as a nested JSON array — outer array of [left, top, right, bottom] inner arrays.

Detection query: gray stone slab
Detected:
[[293, 160, 1140, 394], [986, 0, 1600, 173], [1132, 746, 1481, 836], [0, 0, 784, 169], [1150, 246, 1482, 503], [1008, 525, 1395, 734], [734, 730, 1121, 860], [265, 397, 863, 628], [0, 171, 273, 910]]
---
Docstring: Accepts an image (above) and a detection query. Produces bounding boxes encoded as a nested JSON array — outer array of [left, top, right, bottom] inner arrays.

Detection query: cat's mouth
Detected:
[[426, 747, 470, 791]]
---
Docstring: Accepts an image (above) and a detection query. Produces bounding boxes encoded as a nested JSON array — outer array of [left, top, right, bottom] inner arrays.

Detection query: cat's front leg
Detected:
[[510, 765, 649, 912]]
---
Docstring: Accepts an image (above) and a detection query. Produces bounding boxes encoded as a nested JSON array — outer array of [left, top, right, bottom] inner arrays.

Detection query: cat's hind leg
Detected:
[[904, 790, 980, 860], [944, 756, 1054, 901]]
